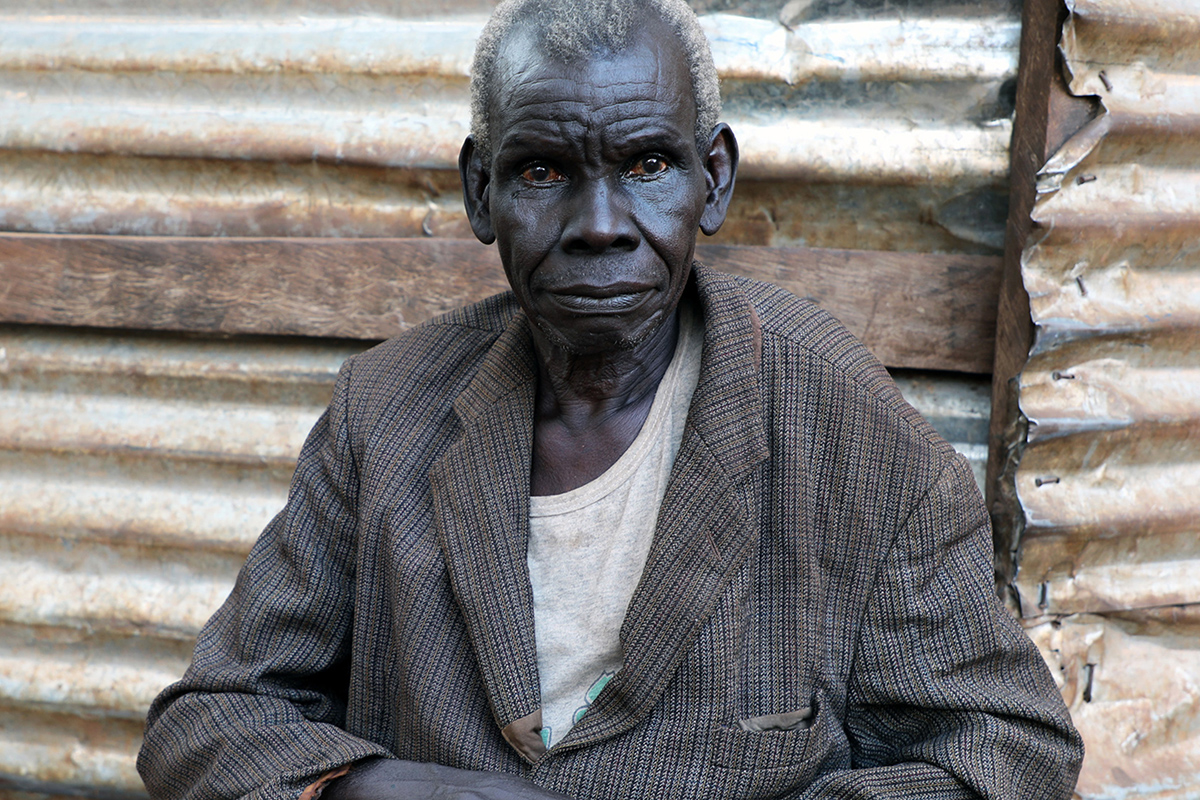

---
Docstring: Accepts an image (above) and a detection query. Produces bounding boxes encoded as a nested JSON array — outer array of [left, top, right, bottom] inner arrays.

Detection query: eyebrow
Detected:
[[600, 122, 694, 157], [494, 126, 691, 172]]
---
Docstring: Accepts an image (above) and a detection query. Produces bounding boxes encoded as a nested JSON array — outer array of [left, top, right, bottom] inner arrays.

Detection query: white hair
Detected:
[[469, 0, 722, 163]]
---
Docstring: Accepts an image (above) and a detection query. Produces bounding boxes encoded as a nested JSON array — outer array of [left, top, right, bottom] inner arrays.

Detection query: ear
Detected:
[[699, 123, 739, 237], [459, 135, 495, 245]]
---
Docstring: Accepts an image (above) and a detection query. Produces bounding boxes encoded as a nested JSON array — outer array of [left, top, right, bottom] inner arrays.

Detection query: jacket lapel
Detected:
[[429, 311, 546, 762], [562, 265, 771, 748]]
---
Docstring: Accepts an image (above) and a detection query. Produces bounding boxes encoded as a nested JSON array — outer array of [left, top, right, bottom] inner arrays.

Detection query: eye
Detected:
[[627, 155, 670, 178], [520, 162, 566, 184]]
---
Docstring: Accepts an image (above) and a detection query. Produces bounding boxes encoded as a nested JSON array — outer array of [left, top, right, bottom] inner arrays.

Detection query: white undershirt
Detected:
[[527, 302, 703, 749]]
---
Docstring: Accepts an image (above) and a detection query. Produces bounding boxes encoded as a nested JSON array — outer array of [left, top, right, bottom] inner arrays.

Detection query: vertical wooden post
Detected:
[[987, 0, 1099, 599]]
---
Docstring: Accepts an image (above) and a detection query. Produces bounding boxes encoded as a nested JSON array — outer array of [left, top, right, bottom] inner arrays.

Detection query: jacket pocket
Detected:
[[735, 707, 813, 733], [705, 699, 844, 799], [710, 700, 830, 774]]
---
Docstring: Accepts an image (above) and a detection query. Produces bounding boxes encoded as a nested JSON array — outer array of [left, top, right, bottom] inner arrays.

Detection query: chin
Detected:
[[534, 312, 663, 356]]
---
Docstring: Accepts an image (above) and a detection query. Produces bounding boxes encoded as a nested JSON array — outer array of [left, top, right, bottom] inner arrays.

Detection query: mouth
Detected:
[[545, 283, 653, 313]]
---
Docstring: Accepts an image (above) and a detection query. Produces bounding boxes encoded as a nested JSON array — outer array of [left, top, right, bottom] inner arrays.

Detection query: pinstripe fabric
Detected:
[[138, 264, 1082, 800]]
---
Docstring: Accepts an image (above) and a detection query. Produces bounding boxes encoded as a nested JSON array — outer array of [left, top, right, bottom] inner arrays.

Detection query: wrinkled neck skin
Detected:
[[532, 305, 679, 430], [529, 306, 680, 496]]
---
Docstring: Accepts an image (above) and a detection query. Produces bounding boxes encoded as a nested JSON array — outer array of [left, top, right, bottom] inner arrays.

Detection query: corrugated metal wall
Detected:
[[1009, 0, 1200, 795], [0, 1, 1017, 253], [2, 0, 1020, 795], [0, 326, 361, 793]]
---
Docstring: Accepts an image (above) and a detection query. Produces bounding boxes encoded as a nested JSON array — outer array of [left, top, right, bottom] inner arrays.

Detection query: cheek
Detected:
[[494, 189, 563, 271], [632, 176, 706, 251]]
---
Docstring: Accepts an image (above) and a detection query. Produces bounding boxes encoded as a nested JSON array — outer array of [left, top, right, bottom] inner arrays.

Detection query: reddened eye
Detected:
[[627, 155, 670, 178], [521, 162, 566, 184]]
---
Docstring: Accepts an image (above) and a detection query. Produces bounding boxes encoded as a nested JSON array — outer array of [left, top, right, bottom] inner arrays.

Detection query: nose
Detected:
[[561, 177, 640, 254]]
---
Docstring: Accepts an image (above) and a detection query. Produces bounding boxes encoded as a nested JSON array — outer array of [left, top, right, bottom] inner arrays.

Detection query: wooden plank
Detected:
[[0, 233, 999, 373], [986, 0, 1101, 593], [0, 236, 513, 340], [988, 0, 1063, 591], [696, 244, 999, 374]]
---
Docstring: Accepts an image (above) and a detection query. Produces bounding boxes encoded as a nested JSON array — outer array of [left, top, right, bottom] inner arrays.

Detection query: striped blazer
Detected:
[[139, 264, 1083, 799]]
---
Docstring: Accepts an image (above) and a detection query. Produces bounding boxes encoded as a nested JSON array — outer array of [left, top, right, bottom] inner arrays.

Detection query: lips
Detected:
[[545, 283, 652, 313]]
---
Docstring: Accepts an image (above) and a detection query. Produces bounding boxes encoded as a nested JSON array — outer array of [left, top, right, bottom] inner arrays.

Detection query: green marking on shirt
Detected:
[[586, 672, 614, 703], [572, 671, 617, 725]]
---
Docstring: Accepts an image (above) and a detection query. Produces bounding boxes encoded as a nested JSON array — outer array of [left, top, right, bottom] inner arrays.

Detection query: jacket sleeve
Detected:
[[137, 358, 393, 800], [797, 454, 1084, 799]]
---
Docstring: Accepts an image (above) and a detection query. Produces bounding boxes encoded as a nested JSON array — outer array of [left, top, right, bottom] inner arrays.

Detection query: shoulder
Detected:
[[334, 291, 521, 424], [701, 268, 950, 459], [344, 291, 518, 382]]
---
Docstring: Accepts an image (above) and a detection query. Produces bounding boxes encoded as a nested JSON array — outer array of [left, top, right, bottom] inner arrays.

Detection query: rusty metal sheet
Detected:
[[0, 324, 356, 384], [734, 117, 1008, 184], [1021, 331, 1200, 437], [722, 179, 1009, 253], [0, 327, 354, 553], [1014, 424, 1200, 617], [0, 151, 473, 239], [1006, 0, 1200, 794], [0, 451, 287, 554], [0, 791, 120, 800], [1018, 425, 1200, 533], [1069, 67, 1200, 130], [0, 533, 242, 638], [0, 12, 1017, 84], [0, 394, 320, 467], [0, 325, 351, 465], [0, 624, 192, 720], [0, 15, 487, 77], [1017, 526, 1200, 617], [1015, 10, 1200, 608], [0, 707, 145, 794], [0, 0, 499, 15], [1024, 127, 1200, 335], [0, 326, 357, 795], [0, 7, 1019, 253], [1060, 0, 1200, 138], [1027, 612, 1200, 799], [0, 151, 1006, 253], [702, 13, 1017, 84], [0, 68, 470, 169], [0, 67, 1009, 184]]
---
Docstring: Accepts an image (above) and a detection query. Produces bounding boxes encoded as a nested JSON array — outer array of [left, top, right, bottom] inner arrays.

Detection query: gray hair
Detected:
[[469, 0, 721, 164]]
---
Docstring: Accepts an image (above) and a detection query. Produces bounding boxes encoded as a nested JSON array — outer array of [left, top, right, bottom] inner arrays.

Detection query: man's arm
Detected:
[[798, 455, 1083, 799], [137, 360, 568, 800], [321, 759, 571, 800], [137, 359, 393, 800]]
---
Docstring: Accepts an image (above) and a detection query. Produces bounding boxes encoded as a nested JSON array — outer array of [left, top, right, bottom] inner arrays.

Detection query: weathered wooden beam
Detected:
[[696, 243, 999, 374], [987, 0, 1101, 593], [0, 233, 999, 373], [0, 236, 514, 341]]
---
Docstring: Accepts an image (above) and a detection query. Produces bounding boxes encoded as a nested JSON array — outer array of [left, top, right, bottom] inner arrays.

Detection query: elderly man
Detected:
[[138, 0, 1083, 798]]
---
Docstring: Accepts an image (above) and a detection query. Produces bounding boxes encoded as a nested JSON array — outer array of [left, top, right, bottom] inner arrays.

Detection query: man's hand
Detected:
[[322, 758, 573, 800]]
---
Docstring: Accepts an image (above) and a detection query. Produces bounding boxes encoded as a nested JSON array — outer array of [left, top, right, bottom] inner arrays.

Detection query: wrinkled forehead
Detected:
[[487, 14, 696, 137]]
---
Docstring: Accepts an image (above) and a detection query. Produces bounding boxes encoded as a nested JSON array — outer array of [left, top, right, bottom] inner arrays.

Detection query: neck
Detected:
[[532, 309, 680, 431]]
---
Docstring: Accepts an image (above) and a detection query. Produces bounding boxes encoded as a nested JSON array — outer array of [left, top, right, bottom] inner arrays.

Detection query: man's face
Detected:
[[468, 20, 715, 355]]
